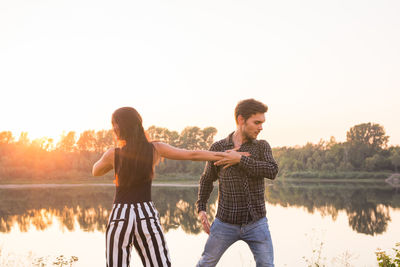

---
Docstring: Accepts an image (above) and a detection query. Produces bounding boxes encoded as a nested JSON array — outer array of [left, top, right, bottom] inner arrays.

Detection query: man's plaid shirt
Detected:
[[196, 132, 279, 225]]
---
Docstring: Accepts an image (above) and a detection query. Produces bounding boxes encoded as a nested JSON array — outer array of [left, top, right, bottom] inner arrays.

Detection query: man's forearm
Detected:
[[239, 156, 278, 179], [196, 144, 219, 212], [196, 181, 213, 213]]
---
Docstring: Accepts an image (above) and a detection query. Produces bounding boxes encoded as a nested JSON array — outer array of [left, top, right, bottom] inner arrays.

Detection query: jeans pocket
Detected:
[[209, 218, 222, 232], [255, 223, 271, 242]]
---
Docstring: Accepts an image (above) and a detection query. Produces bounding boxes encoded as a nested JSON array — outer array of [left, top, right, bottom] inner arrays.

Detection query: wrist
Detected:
[[239, 155, 247, 166]]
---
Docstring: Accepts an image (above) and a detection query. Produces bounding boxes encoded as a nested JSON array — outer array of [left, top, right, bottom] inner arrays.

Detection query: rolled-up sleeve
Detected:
[[196, 144, 219, 213], [239, 140, 278, 179]]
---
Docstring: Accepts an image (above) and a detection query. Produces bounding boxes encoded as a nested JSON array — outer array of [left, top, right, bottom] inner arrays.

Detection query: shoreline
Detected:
[[0, 178, 390, 189], [0, 182, 200, 189]]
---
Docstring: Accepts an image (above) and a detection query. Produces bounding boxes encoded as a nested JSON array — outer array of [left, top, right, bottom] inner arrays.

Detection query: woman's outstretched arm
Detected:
[[92, 148, 114, 176], [152, 142, 226, 161]]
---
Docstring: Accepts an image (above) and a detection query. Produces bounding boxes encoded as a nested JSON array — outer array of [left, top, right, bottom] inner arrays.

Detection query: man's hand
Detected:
[[214, 148, 250, 169], [198, 211, 211, 234]]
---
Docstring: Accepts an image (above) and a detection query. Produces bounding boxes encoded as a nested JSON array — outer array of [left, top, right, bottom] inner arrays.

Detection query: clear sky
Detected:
[[1, 0, 399, 147]]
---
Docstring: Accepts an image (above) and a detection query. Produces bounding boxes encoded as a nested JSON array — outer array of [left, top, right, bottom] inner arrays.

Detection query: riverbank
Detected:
[[0, 177, 202, 185], [282, 170, 391, 179], [0, 182, 200, 189], [0, 171, 394, 185], [0, 177, 392, 189]]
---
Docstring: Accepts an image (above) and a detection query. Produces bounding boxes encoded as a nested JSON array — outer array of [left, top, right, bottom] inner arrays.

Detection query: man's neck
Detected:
[[232, 130, 248, 148]]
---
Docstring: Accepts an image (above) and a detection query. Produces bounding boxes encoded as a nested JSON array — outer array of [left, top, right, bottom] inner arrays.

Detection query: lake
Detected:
[[0, 180, 399, 266]]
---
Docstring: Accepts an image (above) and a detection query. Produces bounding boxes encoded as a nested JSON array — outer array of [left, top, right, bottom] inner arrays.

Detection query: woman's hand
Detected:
[[214, 148, 250, 169]]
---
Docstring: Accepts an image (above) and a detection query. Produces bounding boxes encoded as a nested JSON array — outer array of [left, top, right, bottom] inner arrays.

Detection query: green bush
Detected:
[[376, 242, 400, 267]]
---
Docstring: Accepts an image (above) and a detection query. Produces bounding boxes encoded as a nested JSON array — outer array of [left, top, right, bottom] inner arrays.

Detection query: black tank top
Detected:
[[113, 148, 152, 204]]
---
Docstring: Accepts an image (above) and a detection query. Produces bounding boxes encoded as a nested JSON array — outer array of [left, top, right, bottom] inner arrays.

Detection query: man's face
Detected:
[[242, 113, 265, 141]]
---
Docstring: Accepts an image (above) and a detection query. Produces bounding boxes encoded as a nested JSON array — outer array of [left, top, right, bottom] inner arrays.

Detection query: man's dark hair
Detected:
[[235, 98, 268, 123]]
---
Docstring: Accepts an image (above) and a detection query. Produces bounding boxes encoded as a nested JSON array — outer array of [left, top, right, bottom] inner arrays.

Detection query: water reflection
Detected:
[[0, 182, 398, 236], [0, 186, 217, 235], [0, 187, 113, 233], [347, 192, 390, 235], [266, 181, 399, 236]]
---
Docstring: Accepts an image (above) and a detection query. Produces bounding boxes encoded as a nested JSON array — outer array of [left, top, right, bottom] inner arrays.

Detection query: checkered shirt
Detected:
[[196, 132, 279, 225]]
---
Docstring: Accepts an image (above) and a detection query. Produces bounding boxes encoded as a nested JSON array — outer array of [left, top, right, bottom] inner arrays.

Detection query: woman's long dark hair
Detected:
[[112, 107, 154, 187]]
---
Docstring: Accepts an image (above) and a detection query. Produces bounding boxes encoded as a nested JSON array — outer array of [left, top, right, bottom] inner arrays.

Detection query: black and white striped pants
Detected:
[[106, 202, 171, 267]]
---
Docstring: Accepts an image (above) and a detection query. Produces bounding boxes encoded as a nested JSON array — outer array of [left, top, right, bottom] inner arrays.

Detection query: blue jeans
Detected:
[[197, 217, 274, 267]]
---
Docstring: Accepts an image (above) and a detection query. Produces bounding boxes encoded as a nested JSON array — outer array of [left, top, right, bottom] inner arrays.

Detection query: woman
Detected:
[[92, 107, 232, 267]]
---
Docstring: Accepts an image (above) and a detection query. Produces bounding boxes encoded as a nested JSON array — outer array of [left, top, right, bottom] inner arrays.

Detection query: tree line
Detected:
[[0, 122, 399, 181], [275, 122, 400, 178], [0, 126, 217, 181]]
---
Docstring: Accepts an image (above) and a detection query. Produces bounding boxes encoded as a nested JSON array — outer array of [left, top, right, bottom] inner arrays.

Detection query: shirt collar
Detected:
[[225, 131, 256, 146]]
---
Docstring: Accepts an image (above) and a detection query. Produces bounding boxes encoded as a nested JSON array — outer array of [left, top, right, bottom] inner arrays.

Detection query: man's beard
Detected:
[[243, 129, 255, 142]]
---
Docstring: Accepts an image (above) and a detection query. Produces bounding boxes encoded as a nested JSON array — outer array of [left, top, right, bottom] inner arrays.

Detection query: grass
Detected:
[[0, 246, 79, 267]]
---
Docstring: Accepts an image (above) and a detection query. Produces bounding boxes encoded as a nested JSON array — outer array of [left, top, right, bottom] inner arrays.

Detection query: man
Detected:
[[196, 98, 279, 267]]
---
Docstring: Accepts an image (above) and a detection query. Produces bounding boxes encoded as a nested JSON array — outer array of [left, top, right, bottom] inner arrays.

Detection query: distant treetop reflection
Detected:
[[266, 181, 399, 236], [0, 186, 217, 235], [0, 183, 398, 236]]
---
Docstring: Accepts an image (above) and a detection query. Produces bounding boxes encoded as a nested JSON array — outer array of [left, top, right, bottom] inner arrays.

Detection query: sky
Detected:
[[1, 0, 399, 147]]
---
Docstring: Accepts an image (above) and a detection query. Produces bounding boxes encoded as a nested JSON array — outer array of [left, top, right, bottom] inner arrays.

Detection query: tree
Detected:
[[201, 127, 217, 149], [325, 142, 345, 170], [346, 123, 389, 169], [17, 132, 30, 146], [146, 126, 179, 146], [325, 136, 337, 150], [390, 148, 400, 172], [0, 131, 14, 144], [95, 130, 114, 153], [178, 127, 204, 150], [76, 130, 96, 152], [57, 131, 76, 152], [365, 154, 387, 172], [31, 137, 54, 151], [176, 126, 218, 150], [346, 123, 389, 150]]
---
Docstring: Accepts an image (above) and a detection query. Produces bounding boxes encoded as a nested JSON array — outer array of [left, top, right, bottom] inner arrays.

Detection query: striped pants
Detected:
[[106, 202, 171, 267]]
